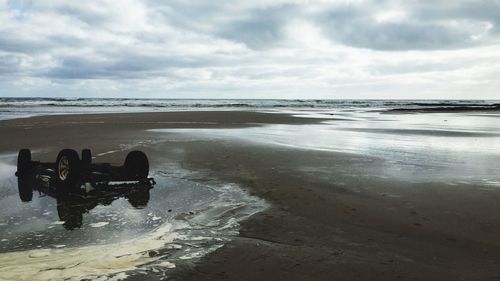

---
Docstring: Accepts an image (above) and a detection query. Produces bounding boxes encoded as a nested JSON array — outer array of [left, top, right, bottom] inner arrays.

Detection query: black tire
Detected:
[[17, 149, 32, 176], [81, 149, 92, 168], [123, 151, 149, 180], [17, 176, 34, 202], [56, 149, 81, 193], [127, 189, 150, 209]]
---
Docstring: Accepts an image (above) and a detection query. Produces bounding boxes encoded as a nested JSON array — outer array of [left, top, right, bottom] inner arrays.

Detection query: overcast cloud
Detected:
[[0, 0, 499, 99]]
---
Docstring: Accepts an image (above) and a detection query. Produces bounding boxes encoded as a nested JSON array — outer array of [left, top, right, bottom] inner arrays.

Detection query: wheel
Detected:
[[56, 149, 81, 192], [17, 149, 32, 176], [123, 151, 149, 180], [127, 189, 150, 209], [81, 149, 92, 168], [17, 176, 34, 202]]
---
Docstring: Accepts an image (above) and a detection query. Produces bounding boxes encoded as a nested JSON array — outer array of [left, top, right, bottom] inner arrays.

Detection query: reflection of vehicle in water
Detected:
[[15, 149, 155, 230], [54, 183, 152, 230]]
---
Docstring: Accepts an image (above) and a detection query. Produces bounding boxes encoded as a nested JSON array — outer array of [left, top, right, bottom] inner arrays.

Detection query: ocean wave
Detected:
[[1, 98, 499, 111], [386, 104, 500, 112]]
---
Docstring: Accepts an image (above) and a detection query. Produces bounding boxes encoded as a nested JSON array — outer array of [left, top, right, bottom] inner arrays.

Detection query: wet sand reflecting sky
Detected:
[[152, 110, 500, 186]]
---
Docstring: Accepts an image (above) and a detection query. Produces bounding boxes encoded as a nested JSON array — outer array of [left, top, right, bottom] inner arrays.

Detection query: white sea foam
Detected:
[[0, 223, 179, 281]]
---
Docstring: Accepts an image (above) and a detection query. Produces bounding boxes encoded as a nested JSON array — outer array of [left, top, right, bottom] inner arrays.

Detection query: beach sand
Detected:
[[1, 111, 500, 280]]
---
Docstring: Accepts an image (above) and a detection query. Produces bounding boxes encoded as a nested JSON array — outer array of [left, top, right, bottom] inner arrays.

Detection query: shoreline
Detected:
[[1, 111, 500, 280]]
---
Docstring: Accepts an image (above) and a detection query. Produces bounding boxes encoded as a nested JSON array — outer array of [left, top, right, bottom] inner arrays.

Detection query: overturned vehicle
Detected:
[[15, 149, 155, 229]]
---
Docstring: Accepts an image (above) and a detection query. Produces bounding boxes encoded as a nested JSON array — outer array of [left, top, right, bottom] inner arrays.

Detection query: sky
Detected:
[[0, 0, 499, 99]]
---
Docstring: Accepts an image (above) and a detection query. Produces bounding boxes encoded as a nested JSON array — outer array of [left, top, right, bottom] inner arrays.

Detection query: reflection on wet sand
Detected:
[[54, 186, 152, 230], [18, 177, 154, 230]]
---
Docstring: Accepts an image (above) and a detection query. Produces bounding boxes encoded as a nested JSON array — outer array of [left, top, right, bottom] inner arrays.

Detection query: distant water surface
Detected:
[[0, 98, 499, 120]]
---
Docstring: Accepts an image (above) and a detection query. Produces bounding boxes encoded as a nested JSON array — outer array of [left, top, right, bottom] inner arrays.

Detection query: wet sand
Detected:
[[1, 111, 500, 280]]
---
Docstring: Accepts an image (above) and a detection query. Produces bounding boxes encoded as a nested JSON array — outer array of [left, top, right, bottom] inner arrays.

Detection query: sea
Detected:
[[0, 97, 499, 120]]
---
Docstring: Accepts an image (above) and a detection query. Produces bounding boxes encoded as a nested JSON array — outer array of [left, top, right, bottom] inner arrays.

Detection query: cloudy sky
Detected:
[[1, 0, 499, 99]]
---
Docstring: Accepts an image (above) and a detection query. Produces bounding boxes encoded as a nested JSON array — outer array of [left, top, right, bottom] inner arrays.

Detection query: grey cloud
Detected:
[[331, 20, 472, 51], [0, 54, 25, 74], [413, 1, 500, 32], [53, 5, 109, 27], [145, 1, 298, 50], [153, 1, 500, 51], [317, 3, 493, 51], [151, 1, 500, 51], [44, 57, 113, 79], [0, 31, 53, 54], [142, 1, 233, 34], [46, 34, 87, 49], [371, 56, 494, 76], [216, 5, 297, 49], [16, 2, 110, 27], [44, 53, 219, 79]]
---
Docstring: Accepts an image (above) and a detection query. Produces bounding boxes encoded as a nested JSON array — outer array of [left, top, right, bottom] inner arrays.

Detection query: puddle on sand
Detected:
[[0, 159, 267, 281], [150, 110, 500, 185]]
